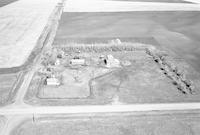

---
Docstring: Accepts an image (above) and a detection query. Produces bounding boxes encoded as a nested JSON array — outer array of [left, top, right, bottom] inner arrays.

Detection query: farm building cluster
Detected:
[[38, 48, 126, 87]]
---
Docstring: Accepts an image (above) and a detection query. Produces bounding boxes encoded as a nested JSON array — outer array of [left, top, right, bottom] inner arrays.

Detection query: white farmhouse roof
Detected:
[[46, 77, 60, 86], [106, 55, 120, 68], [70, 59, 85, 65]]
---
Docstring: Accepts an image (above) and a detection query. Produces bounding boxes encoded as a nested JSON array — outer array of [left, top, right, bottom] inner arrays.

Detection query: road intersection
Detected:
[[1, 0, 200, 135]]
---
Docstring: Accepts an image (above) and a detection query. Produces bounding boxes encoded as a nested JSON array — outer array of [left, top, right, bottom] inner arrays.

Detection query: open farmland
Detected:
[[54, 11, 200, 73], [0, 0, 18, 7], [10, 112, 200, 135], [1, 0, 200, 135], [110, 0, 192, 3], [0, 116, 5, 132], [0, 72, 24, 106]]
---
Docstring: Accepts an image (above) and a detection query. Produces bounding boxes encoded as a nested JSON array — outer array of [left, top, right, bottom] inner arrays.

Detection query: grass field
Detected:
[[0, 116, 5, 132], [0, 72, 23, 106], [110, 0, 192, 3], [54, 11, 200, 73], [11, 112, 200, 135], [0, 0, 18, 7]]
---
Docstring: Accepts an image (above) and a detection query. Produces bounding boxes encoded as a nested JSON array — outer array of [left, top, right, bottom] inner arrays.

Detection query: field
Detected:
[[0, 0, 18, 7], [110, 0, 192, 3], [1, 2, 200, 135], [54, 11, 200, 73], [0, 116, 5, 132], [0, 72, 23, 106], [92, 51, 200, 103], [10, 112, 200, 135]]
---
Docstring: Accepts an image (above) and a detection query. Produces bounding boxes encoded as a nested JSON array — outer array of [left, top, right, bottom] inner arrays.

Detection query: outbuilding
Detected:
[[46, 77, 61, 86], [70, 59, 85, 65], [105, 54, 120, 68]]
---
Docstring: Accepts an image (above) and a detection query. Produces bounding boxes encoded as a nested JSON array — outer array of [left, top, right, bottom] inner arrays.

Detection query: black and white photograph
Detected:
[[0, 0, 200, 134]]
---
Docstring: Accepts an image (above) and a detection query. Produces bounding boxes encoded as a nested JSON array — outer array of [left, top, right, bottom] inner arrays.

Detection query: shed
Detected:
[[46, 77, 61, 86], [70, 59, 85, 65]]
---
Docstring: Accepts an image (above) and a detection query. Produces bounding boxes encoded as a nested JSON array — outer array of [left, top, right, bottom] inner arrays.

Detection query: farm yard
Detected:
[[1, 0, 200, 135]]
